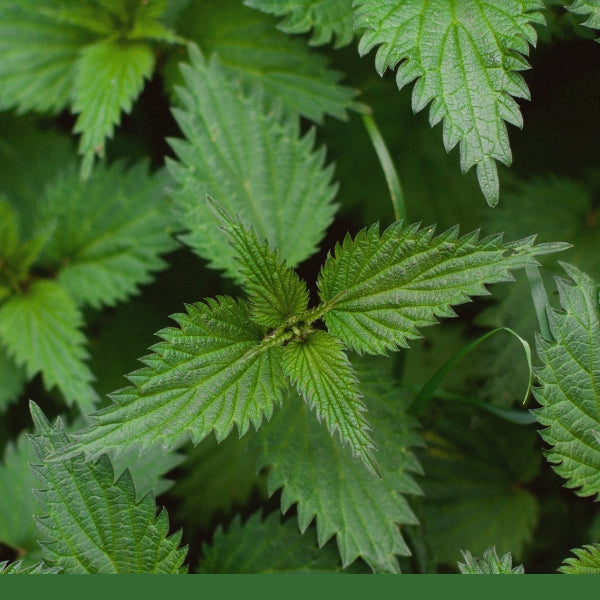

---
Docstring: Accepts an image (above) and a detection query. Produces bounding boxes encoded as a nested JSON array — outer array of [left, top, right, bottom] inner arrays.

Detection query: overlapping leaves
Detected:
[[199, 511, 352, 573], [245, 0, 355, 48], [257, 360, 423, 573], [0, 145, 176, 410], [354, 0, 545, 205], [29, 403, 187, 574], [168, 45, 338, 280], [169, 0, 360, 122], [57, 201, 562, 481], [0, 0, 177, 174]]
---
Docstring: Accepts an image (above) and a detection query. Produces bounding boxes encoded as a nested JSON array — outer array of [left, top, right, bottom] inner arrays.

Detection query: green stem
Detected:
[[361, 113, 406, 222]]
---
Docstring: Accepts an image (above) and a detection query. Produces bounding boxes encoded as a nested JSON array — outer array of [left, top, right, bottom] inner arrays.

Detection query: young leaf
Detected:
[[257, 359, 423, 573], [65, 297, 287, 460], [199, 511, 350, 573], [559, 543, 600, 574], [0, 560, 59, 575], [0, 280, 97, 410], [73, 40, 155, 177], [458, 547, 524, 574], [245, 0, 355, 48], [209, 199, 309, 327], [169, 0, 360, 122], [354, 0, 545, 205], [533, 263, 600, 499], [35, 161, 177, 310], [282, 331, 379, 476], [168, 46, 338, 279], [318, 221, 568, 355], [28, 403, 187, 574]]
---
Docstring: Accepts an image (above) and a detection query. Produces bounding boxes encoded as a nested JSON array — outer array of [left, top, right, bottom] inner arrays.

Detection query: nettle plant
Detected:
[[0, 0, 598, 575]]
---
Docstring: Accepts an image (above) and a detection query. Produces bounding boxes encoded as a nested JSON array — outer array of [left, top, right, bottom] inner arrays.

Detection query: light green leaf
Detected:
[[169, 0, 360, 122], [199, 511, 351, 573], [168, 46, 338, 278], [0, 420, 182, 567], [533, 263, 600, 499], [209, 199, 309, 327], [65, 296, 287, 460], [170, 433, 267, 530], [0, 280, 97, 410], [244, 0, 355, 47], [0, 432, 40, 559], [28, 403, 187, 574], [458, 547, 524, 574], [559, 543, 600, 574], [257, 359, 423, 573], [0, 560, 59, 575], [35, 160, 177, 310], [419, 406, 540, 565], [282, 331, 379, 476], [354, 0, 545, 205], [318, 221, 568, 355], [73, 40, 155, 177], [0, 1, 96, 113], [567, 0, 600, 37]]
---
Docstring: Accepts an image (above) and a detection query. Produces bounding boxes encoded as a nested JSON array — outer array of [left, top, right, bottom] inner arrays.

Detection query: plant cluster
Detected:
[[0, 0, 598, 574]]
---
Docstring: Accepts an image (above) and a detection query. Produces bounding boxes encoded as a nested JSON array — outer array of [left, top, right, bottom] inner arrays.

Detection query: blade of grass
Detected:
[[361, 113, 406, 221], [408, 327, 533, 420]]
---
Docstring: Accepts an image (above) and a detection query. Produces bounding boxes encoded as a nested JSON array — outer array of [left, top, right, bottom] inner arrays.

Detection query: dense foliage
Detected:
[[0, 0, 598, 574]]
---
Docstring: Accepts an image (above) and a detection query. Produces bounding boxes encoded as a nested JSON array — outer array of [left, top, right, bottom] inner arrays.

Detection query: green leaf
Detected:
[[567, 0, 600, 37], [533, 263, 600, 499], [282, 331, 379, 476], [0, 1, 96, 113], [66, 296, 287, 460], [257, 358, 423, 573], [0, 432, 40, 559], [170, 433, 267, 530], [110, 444, 185, 500], [419, 407, 540, 565], [73, 40, 155, 177], [559, 543, 600, 574], [199, 511, 350, 573], [209, 199, 309, 327], [168, 46, 338, 278], [244, 0, 355, 48], [354, 0, 546, 205], [28, 403, 187, 574], [169, 0, 360, 122], [318, 221, 568, 355], [0, 419, 182, 568], [0, 560, 59, 575], [0, 280, 97, 410], [458, 547, 524, 574], [0, 348, 26, 411], [35, 160, 177, 310]]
